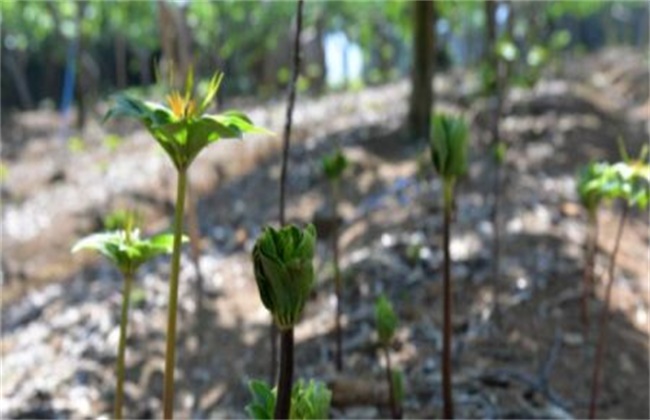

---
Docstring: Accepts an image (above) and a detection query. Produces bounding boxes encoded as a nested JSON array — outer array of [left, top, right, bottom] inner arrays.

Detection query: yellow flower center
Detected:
[[166, 91, 197, 119]]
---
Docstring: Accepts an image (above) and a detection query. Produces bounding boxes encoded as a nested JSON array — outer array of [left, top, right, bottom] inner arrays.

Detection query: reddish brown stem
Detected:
[[588, 206, 627, 419], [442, 184, 454, 419], [275, 329, 294, 420], [581, 211, 598, 336], [383, 347, 401, 419]]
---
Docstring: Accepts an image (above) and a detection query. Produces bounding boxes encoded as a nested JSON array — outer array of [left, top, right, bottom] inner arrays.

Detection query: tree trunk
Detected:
[[407, 1, 435, 141]]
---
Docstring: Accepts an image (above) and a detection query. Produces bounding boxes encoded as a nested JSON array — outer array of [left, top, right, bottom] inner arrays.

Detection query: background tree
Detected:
[[407, 1, 435, 141]]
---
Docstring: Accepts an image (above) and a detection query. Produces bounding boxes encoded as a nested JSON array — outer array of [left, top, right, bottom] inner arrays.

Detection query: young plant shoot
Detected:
[[588, 151, 649, 419], [105, 71, 269, 419], [576, 162, 609, 333], [252, 224, 317, 419], [430, 113, 469, 419], [246, 379, 331, 420], [321, 148, 348, 371], [72, 221, 177, 419], [375, 294, 402, 419]]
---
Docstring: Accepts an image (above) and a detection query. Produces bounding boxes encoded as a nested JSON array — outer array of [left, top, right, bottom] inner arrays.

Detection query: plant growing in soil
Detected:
[[588, 150, 649, 419], [576, 162, 609, 333], [104, 71, 268, 418], [246, 379, 331, 420], [252, 224, 317, 419], [430, 113, 469, 419], [321, 148, 348, 371], [375, 294, 403, 419], [72, 217, 177, 419]]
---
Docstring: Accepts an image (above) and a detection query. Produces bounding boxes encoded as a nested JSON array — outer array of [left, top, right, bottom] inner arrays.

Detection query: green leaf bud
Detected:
[[375, 294, 398, 347], [322, 149, 348, 181], [252, 224, 317, 330], [430, 114, 469, 181]]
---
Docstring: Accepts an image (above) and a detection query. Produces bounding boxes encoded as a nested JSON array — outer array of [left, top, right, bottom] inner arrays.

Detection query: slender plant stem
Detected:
[[442, 180, 454, 419], [581, 210, 598, 335], [491, 152, 502, 326], [274, 0, 304, 383], [275, 329, 295, 419], [332, 180, 343, 372], [114, 269, 133, 420], [163, 168, 187, 420], [588, 205, 628, 419], [383, 347, 400, 419]]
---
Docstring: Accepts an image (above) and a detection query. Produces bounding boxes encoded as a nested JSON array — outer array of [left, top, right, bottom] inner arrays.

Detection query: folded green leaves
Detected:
[[245, 379, 332, 420], [430, 114, 469, 181], [104, 71, 270, 171], [375, 294, 398, 347], [72, 228, 181, 274], [252, 224, 317, 330]]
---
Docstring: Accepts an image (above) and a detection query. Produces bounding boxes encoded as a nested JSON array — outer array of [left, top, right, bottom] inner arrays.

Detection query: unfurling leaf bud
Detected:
[[430, 114, 469, 181], [375, 295, 398, 347], [252, 224, 317, 330]]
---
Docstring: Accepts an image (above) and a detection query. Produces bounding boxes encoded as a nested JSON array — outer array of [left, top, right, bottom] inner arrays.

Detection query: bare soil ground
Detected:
[[1, 48, 648, 419]]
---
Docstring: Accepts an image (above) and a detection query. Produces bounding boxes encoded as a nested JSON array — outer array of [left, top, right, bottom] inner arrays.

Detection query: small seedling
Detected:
[[246, 379, 331, 420], [588, 146, 649, 419], [375, 295, 402, 419], [430, 113, 469, 419], [252, 224, 317, 419], [321, 148, 348, 371], [105, 69, 269, 419], [72, 218, 177, 419], [576, 162, 609, 333]]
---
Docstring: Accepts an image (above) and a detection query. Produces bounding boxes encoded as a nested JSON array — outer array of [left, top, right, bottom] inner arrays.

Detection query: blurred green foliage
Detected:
[[1, 0, 645, 109]]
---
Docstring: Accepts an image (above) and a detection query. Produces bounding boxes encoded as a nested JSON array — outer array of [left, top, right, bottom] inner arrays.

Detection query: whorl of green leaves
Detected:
[[577, 158, 650, 212], [252, 224, 317, 330], [322, 149, 348, 181], [245, 379, 331, 420], [72, 229, 180, 274], [104, 71, 270, 171], [609, 161, 650, 209], [430, 114, 469, 181], [290, 379, 332, 420], [246, 380, 275, 420], [375, 294, 398, 347]]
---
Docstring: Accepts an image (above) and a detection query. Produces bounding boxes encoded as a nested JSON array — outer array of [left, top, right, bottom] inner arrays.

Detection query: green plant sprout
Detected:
[[321, 148, 348, 372], [72, 218, 178, 419], [588, 145, 649, 419], [430, 113, 469, 419], [576, 162, 610, 334], [375, 295, 402, 419], [252, 224, 317, 419], [246, 379, 331, 420], [105, 70, 269, 419]]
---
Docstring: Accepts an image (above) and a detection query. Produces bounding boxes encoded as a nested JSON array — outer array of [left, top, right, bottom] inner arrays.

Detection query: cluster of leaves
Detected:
[[577, 149, 650, 212], [105, 72, 269, 171], [245, 379, 331, 420], [72, 228, 179, 274], [252, 224, 317, 330]]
